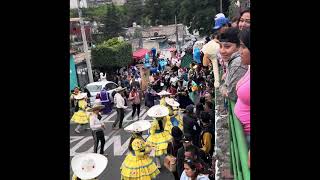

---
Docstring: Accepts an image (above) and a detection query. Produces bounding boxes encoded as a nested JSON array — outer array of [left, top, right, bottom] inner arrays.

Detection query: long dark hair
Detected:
[[237, 9, 250, 25], [128, 132, 143, 153], [238, 28, 250, 51], [184, 159, 201, 178], [157, 118, 164, 131]]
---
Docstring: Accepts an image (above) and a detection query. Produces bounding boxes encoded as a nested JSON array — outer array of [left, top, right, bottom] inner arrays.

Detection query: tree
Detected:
[[144, 0, 178, 26], [179, 0, 218, 36], [100, 4, 124, 40], [144, 0, 161, 26], [125, 0, 144, 26], [91, 38, 132, 70]]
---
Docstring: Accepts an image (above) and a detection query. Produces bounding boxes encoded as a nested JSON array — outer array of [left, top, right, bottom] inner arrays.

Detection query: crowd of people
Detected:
[[70, 9, 250, 180]]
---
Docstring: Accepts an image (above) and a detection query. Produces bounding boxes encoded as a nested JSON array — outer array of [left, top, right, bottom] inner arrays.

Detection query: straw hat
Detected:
[[124, 120, 151, 133], [165, 97, 180, 107], [87, 104, 105, 112], [71, 153, 108, 180], [157, 90, 171, 96], [147, 105, 169, 118], [74, 93, 88, 100], [115, 87, 126, 92]]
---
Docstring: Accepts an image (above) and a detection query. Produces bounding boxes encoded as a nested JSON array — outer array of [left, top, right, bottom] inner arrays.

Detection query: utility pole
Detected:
[[220, 0, 223, 13], [175, 15, 179, 52], [77, 0, 94, 83]]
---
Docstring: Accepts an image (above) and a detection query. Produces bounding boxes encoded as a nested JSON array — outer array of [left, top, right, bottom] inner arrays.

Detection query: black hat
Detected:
[[181, 135, 192, 142]]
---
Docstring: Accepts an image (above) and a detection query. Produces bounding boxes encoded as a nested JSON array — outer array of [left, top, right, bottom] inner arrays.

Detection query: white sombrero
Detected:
[[74, 93, 88, 100], [71, 153, 108, 180], [157, 90, 171, 96], [124, 120, 151, 133], [147, 105, 169, 118], [165, 97, 180, 107], [87, 104, 105, 112]]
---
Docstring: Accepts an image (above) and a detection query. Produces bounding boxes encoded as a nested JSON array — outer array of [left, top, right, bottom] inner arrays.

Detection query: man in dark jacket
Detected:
[[183, 105, 201, 147], [176, 135, 192, 178], [176, 135, 207, 178]]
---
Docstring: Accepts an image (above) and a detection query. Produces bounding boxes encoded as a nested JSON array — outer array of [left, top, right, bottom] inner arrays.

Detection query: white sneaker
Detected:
[[75, 129, 80, 134]]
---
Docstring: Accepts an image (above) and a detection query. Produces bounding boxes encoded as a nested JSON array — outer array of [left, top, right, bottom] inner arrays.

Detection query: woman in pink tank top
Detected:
[[234, 28, 250, 149]]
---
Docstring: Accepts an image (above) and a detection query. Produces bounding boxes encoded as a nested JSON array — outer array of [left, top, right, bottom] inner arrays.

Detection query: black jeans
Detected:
[[113, 108, 124, 128], [92, 130, 105, 154], [132, 103, 141, 118]]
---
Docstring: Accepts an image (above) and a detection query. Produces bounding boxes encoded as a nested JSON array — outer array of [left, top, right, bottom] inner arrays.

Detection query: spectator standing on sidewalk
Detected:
[[235, 28, 251, 148]]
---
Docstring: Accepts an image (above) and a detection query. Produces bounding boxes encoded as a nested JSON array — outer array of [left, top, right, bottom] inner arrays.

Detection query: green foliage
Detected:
[[124, 0, 144, 26], [81, 5, 108, 21], [70, 9, 78, 18], [179, 0, 218, 36], [100, 4, 124, 40], [144, 0, 180, 26], [91, 38, 133, 69]]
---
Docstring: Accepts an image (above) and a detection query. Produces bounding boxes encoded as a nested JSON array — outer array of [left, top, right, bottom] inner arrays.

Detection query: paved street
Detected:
[[70, 102, 175, 180]]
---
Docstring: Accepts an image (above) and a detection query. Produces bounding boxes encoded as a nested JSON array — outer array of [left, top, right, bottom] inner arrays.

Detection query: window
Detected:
[[86, 85, 102, 93], [106, 83, 118, 90]]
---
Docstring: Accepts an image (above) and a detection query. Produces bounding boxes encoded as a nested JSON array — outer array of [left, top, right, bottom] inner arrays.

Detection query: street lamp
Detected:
[[76, 0, 94, 83]]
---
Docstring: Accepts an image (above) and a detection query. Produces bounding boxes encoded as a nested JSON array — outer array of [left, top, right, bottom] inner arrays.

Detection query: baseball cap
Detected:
[[213, 17, 230, 30], [181, 135, 192, 143], [214, 13, 225, 20]]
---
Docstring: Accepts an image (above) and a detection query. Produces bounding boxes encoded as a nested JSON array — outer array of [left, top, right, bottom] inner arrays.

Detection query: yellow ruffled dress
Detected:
[[121, 138, 160, 180], [147, 119, 172, 156], [71, 99, 89, 124], [160, 97, 166, 106], [164, 113, 183, 135]]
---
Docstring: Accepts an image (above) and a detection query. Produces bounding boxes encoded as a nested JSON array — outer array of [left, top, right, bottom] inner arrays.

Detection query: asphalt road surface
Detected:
[[70, 103, 175, 180]]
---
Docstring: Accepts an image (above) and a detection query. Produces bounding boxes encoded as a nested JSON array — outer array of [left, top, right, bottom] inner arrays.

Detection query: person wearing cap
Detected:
[[88, 104, 107, 155], [213, 16, 230, 34], [176, 135, 193, 178], [71, 153, 108, 180], [183, 104, 201, 148], [146, 105, 172, 168], [71, 93, 90, 134], [219, 27, 248, 101], [121, 138, 160, 180], [112, 87, 128, 129]]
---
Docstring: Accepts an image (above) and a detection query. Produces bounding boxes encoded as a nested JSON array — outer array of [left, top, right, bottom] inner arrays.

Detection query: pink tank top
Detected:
[[234, 69, 250, 135]]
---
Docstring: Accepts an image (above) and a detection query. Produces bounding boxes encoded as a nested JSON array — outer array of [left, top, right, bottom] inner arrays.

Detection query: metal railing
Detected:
[[228, 100, 250, 180]]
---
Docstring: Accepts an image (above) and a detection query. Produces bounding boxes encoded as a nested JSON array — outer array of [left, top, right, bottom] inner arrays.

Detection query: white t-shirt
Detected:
[[170, 76, 179, 86]]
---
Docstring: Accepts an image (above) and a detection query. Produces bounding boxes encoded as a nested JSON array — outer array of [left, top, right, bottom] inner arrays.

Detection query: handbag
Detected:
[[164, 155, 177, 172]]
